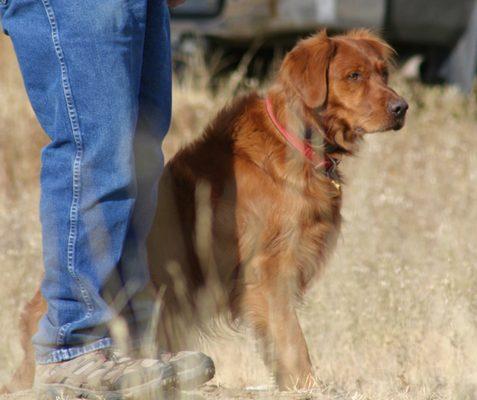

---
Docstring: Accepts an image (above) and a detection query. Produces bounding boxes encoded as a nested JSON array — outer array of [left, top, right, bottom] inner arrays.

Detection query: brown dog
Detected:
[[5, 29, 407, 392]]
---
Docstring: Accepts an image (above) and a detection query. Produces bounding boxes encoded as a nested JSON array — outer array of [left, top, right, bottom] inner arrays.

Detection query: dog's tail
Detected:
[[0, 288, 44, 394]]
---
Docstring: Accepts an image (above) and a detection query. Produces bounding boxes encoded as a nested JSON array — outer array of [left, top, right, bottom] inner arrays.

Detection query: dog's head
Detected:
[[279, 29, 408, 150]]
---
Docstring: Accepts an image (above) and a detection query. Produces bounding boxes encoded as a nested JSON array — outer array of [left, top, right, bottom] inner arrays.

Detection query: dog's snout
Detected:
[[388, 98, 409, 118]]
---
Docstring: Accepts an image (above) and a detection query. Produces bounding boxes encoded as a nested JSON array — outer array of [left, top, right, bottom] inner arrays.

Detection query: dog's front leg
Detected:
[[242, 282, 314, 390]]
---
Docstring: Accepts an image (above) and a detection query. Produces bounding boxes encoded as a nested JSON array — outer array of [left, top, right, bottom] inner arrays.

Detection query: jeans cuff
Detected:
[[35, 337, 114, 364]]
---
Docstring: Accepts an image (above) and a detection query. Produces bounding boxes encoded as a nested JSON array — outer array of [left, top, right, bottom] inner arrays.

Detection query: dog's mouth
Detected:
[[391, 116, 406, 131], [359, 116, 407, 134]]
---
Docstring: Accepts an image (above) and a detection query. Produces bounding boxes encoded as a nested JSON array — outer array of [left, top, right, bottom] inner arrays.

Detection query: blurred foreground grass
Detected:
[[1, 34, 477, 399]]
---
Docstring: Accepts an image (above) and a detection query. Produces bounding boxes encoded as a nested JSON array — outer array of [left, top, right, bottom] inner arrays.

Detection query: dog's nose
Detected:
[[388, 98, 409, 118]]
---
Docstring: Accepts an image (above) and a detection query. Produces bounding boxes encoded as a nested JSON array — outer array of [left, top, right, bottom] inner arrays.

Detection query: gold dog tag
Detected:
[[331, 179, 341, 192]]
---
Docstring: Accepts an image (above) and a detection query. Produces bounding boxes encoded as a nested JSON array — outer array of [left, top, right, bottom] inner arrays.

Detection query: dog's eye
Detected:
[[348, 72, 361, 81]]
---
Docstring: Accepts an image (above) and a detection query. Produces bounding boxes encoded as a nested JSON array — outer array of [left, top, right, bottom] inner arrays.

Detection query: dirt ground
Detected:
[[1, 31, 477, 400]]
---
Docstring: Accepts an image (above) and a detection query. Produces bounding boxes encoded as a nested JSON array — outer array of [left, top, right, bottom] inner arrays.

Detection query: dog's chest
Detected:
[[234, 153, 343, 289], [238, 171, 342, 288], [280, 178, 341, 271]]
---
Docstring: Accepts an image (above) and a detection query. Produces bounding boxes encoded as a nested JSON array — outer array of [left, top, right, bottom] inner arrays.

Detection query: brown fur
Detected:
[[3, 30, 407, 392]]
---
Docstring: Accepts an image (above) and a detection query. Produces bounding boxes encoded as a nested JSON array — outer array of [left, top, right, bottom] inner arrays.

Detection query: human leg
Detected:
[[1, 0, 150, 363]]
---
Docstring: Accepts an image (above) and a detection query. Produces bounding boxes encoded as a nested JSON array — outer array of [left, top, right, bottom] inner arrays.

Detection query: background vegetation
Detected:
[[1, 32, 477, 399]]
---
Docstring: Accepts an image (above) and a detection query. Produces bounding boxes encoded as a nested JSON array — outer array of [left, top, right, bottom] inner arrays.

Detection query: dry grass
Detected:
[[1, 32, 477, 399]]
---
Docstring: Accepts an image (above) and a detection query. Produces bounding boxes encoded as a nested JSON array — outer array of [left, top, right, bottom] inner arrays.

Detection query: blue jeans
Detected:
[[0, 0, 171, 363]]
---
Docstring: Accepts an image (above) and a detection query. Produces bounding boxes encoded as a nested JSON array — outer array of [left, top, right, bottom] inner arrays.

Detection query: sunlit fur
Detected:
[[7, 30, 407, 392], [272, 29, 405, 156]]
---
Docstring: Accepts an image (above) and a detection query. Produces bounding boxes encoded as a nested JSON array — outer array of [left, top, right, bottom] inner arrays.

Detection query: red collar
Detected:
[[264, 97, 337, 173]]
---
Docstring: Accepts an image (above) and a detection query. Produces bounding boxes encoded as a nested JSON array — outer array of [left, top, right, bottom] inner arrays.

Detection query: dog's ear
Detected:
[[279, 30, 335, 109]]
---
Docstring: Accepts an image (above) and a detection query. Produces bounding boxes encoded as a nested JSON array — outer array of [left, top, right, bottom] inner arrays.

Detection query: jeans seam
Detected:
[[39, 0, 94, 347]]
